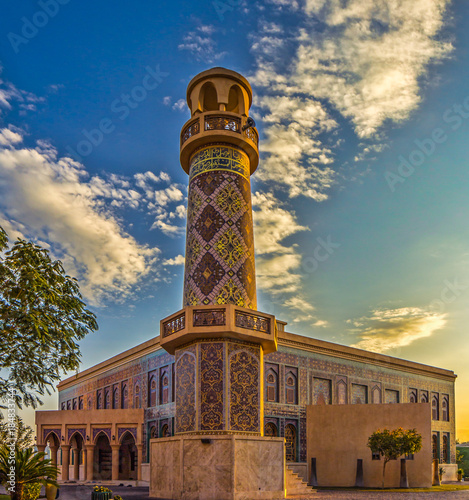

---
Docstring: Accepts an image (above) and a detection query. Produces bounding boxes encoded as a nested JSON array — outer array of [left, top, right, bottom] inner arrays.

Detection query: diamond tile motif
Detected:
[[193, 253, 225, 295], [194, 205, 225, 242]]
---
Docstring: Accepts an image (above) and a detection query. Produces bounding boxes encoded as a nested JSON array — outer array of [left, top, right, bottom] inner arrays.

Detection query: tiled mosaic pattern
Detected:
[[199, 342, 224, 431], [183, 146, 256, 309], [312, 378, 331, 405], [228, 343, 260, 432], [352, 383, 367, 404], [175, 346, 196, 433]]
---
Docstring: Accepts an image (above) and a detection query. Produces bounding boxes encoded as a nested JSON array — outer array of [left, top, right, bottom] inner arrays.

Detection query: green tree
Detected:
[[367, 427, 422, 488], [0, 415, 33, 450], [0, 445, 58, 500], [0, 227, 98, 408]]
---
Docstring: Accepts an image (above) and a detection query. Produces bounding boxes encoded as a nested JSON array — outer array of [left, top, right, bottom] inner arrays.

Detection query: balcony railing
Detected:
[[181, 113, 258, 147]]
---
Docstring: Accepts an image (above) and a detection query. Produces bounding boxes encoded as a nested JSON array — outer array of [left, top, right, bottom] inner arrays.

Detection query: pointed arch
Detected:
[[200, 81, 218, 112]]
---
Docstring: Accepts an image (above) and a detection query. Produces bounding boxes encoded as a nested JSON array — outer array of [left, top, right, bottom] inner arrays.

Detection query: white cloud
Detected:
[[0, 131, 161, 305], [163, 254, 185, 266], [178, 25, 227, 63], [172, 99, 187, 112], [349, 306, 447, 353], [0, 127, 23, 146], [252, 191, 308, 255]]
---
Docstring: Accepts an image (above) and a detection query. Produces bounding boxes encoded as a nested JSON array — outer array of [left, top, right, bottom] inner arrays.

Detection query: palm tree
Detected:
[[0, 445, 58, 500]]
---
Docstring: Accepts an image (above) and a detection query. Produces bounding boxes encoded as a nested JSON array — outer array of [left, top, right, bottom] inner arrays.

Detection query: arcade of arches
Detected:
[[35, 409, 144, 481]]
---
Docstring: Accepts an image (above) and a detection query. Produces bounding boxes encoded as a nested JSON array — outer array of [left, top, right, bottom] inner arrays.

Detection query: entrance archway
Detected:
[[94, 434, 112, 480], [285, 424, 297, 462], [69, 433, 84, 480], [119, 432, 138, 480]]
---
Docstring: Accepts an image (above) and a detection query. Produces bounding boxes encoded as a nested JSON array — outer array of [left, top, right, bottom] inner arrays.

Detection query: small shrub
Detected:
[[23, 483, 42, 500]]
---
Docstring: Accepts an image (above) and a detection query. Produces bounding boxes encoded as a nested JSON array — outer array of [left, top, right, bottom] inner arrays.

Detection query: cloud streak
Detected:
[[349, 306, 447, 353]]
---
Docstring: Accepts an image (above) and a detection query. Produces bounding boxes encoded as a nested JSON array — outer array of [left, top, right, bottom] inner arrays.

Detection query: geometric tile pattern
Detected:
[[229, 343, 260, 432], [312, 378, 331, 405], [351, 383, 367, 404], [199, 342, 224, 431], [183, 146, 256, 309], [175, 348, 196, 433]]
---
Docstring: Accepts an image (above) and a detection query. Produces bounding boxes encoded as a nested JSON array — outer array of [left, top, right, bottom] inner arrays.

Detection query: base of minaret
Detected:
[[149, 434, 286, 500]]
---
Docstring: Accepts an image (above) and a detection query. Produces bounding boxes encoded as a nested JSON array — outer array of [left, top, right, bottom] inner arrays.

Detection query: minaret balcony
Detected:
[[180, 111, 259, 175], [160, 303, 277, 354]]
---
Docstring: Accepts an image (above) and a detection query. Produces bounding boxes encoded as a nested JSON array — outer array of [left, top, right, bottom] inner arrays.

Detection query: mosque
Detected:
[[36, 68, 457, 498]]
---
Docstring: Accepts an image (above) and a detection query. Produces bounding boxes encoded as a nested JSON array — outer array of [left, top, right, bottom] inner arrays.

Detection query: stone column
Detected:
[[50, 446, 58, 466], [136, 444, 143, 481], [85, 445, 94, 481], [72, 447, 80, 480], [111, 444, 120, 482], [61, 445, 70, 481], [36, 444, 46, 456]]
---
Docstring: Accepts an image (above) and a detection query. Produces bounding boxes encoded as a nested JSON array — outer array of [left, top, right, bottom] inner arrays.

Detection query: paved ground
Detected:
[[2, 484, 469, 499]]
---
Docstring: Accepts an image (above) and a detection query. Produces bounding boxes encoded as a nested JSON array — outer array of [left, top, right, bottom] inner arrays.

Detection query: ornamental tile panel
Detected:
[[175, 348, 196, 433], [199, 342, 224, 431], [229, 344, 260, 432]]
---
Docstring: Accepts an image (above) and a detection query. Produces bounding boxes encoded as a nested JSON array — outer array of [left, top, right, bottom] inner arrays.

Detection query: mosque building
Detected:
[[35, 68, 457, 498]]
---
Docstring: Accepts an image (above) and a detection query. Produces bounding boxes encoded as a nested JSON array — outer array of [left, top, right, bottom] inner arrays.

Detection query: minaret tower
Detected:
[[153, 68, 284, 500]]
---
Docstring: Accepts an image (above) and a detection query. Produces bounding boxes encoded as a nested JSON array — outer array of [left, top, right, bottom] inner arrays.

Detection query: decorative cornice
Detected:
[[278, 335, 456, 382]]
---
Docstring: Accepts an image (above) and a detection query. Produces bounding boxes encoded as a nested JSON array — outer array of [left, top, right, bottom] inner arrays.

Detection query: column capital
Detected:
[[61, 444, 71, 450], [111, 444, 120, 451], [36, 445, 46, 453]]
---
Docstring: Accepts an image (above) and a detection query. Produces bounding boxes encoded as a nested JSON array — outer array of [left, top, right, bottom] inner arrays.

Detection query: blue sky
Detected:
[[1, 0, 468, 439]]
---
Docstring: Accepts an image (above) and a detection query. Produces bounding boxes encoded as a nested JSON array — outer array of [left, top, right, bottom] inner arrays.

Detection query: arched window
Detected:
[[266, 369, 278, 403], [421, 392, 428, 403], [104, 388, 110, 409], [442, 396, 449, 422], [337, 380, 347, 404], [372, 386, 381, 404], [432, 434, 439, 460], [78, 397, 84, 410], [149, 426, 157, 439], [61, 402, 66, 411], [442, 435, 448, 463], [432, 395, 439, 421], [264, 422, 278, 437], [121, 382, 128, 409], [285, 370, 297, 405], [161, 424, 170, 438], [72, 398, 77, 410], [96, 392, 102, 410], [409, 390, 417, 403], [201, 82, 218, 112], [67, 400, 71, 410], [285, 424, 297, 462], [149, 376, 157, 407], [87, 396, 92, 410], [113, 386, 119, 409], [134, 383, 141, 409], [160, 370, 169, 405]]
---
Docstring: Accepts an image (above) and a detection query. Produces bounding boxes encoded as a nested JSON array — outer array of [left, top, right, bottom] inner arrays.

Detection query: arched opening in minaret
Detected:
[[201, 82, 218, 111], [227, 85, 240, 113]]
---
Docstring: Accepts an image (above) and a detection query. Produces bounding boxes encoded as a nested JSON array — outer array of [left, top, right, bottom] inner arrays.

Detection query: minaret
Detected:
[[154, 68, 284, 500], [181, 67, 258, 310]]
